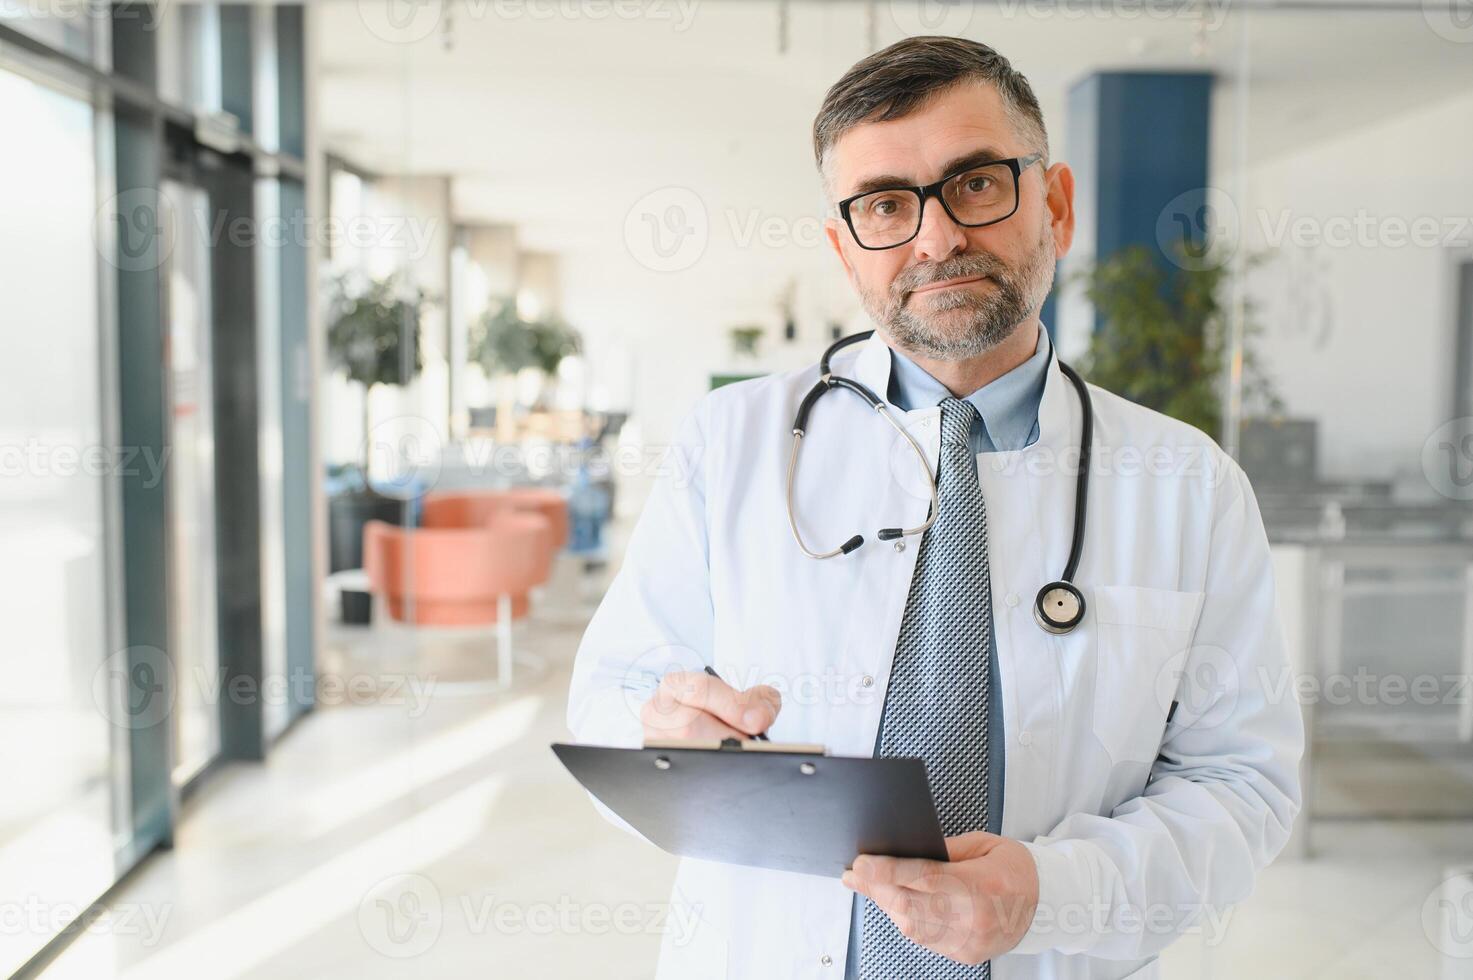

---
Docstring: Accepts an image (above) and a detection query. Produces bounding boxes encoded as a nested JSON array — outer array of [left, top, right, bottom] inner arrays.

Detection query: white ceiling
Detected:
[[315, 0, 1473, 255]]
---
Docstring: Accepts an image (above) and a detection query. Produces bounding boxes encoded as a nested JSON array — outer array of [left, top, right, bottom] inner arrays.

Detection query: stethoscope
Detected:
[[785, 330, 1094, 635]]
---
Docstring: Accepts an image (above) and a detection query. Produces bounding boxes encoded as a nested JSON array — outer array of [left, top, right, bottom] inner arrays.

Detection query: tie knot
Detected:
[[938, 397, 979, 449]]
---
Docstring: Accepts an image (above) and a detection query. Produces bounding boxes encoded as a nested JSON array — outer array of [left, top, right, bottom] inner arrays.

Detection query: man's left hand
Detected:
[[840, 832, 1040, 965]]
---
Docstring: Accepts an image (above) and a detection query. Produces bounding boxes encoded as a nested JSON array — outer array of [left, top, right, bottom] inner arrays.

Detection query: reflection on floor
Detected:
[[41, 557, 1473, 979]]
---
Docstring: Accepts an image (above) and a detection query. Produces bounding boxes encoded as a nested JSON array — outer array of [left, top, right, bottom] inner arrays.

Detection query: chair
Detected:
[[421, 490, 568, 599], [496, 488, 570, 552], [362, 513, 551, 690]]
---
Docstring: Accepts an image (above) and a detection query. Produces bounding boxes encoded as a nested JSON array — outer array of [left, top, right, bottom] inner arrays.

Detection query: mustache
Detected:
[[892, 251, 1013, 297]]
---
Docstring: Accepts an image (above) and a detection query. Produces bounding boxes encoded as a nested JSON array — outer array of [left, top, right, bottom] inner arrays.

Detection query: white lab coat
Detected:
[[566, 331, 1303, 979]]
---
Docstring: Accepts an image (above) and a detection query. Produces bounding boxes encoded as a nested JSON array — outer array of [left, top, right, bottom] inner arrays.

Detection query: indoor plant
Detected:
[[468, 298, 581, 428], [1073, 244, 1281, 440], [324, 269, 432, 621]]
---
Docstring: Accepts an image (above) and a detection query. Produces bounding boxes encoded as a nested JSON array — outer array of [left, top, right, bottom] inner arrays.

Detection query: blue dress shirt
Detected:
[[843, 326, 1051, 978]]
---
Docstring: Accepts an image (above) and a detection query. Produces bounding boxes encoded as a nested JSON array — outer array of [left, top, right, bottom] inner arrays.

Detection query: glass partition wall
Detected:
[[0, 4, 316, 974]]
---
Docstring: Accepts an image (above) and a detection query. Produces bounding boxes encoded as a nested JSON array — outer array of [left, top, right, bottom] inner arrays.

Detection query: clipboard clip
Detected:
[[643, 737, 827, 755]]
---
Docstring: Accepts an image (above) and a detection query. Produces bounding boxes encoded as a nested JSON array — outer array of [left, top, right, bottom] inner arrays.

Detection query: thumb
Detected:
[[738, 684, 781, 731], [945, 831, 1004, 861]]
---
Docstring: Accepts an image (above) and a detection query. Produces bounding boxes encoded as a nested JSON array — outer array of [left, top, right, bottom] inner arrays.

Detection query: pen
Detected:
[[703, 665, 771, 741]]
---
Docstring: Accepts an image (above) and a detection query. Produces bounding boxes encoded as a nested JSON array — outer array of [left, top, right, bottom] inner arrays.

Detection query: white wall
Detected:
[[1233, 88, 1473, 484]]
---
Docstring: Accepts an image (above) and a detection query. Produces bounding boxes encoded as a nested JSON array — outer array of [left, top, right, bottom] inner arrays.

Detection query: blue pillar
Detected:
[[1060, 71, 1213, 336]]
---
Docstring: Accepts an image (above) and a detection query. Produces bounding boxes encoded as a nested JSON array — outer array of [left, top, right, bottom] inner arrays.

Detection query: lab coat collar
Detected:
[[850, 326, 1076, 454]]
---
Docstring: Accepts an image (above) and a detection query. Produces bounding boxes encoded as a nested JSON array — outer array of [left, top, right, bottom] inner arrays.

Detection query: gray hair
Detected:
[[813, 36, 1049, 197]]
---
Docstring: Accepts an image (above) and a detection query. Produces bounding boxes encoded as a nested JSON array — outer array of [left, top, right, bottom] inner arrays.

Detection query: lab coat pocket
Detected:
[[1088, 585, 1205, 772]]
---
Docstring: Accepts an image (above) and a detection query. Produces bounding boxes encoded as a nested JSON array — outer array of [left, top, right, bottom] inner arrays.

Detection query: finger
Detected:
[[864, 881, 927, 937], [639, 697, 748, 741], [850, 853, 945, 889], [660, 671, 781, 735]]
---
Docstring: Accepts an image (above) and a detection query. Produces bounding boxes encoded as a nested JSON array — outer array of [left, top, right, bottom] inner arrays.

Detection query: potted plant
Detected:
[[1073, 244, 1281, 440], [468, 298, 581, 433], [324, 269, 432, 622]]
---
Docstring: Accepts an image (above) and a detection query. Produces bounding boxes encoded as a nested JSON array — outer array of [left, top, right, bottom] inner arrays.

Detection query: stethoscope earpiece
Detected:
[[1034, 581, 1086, 635]]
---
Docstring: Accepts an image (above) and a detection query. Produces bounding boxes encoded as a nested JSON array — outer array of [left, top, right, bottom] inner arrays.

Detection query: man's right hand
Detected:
[[639, 670, 782, 741]]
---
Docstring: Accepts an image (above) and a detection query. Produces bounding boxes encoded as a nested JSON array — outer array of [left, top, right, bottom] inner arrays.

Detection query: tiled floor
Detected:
[[40, 558, 1473, 979]]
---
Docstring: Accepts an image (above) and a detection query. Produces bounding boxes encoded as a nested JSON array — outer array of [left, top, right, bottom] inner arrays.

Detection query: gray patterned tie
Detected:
[[860, 396, 992, 979]]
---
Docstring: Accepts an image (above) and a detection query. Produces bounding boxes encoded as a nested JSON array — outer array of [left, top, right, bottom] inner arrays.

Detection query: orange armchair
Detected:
[[422, 489, 569, 553], [363, 512, 552, 688], [496, 488, 570, 552]]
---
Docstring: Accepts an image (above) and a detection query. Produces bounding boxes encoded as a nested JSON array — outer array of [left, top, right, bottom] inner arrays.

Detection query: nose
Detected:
[[910, 194, 967, 263]]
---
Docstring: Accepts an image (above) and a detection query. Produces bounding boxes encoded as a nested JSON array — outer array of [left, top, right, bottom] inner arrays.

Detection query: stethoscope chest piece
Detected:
[[1034, 581, 1085, 635]]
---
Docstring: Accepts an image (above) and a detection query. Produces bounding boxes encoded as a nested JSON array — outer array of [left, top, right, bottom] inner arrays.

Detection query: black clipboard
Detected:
[[551, 738, 948, 878]]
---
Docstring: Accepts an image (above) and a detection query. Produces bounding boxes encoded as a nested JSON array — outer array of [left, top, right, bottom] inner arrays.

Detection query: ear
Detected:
[[1043, 162, 1076, 260], [825, 216, 859, 287]]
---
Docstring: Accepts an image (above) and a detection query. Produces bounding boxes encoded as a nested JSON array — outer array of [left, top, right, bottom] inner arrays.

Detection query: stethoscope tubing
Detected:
[[786, 329, 1095, 632]]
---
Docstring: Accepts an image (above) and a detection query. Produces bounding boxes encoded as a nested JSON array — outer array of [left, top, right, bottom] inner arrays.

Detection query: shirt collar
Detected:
[[884, 325, 1051, 452]]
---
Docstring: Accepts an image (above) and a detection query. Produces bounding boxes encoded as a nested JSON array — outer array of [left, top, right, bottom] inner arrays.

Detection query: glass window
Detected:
[[0, 69, 118, 978], [0, 2, 101, 64], [161, 179, 223, 784]]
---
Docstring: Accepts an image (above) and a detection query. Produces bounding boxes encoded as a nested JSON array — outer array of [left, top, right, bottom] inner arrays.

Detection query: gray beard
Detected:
[[862, 225, 1056, 361]]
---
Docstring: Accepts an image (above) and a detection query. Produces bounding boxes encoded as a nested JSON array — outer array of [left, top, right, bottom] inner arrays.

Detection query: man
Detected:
[[568, 35, 1302, 980]]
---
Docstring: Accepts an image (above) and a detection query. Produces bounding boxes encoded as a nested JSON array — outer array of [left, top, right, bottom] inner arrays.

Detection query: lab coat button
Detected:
[[1018, 731, 1033, 747], [820, 953, 833, 967], [860, 674, 874, 688], [1005, 592, 1020, 607]]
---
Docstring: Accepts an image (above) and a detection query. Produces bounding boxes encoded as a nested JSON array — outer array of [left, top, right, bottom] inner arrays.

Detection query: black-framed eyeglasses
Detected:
[[836, 153, 1044, 250]]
